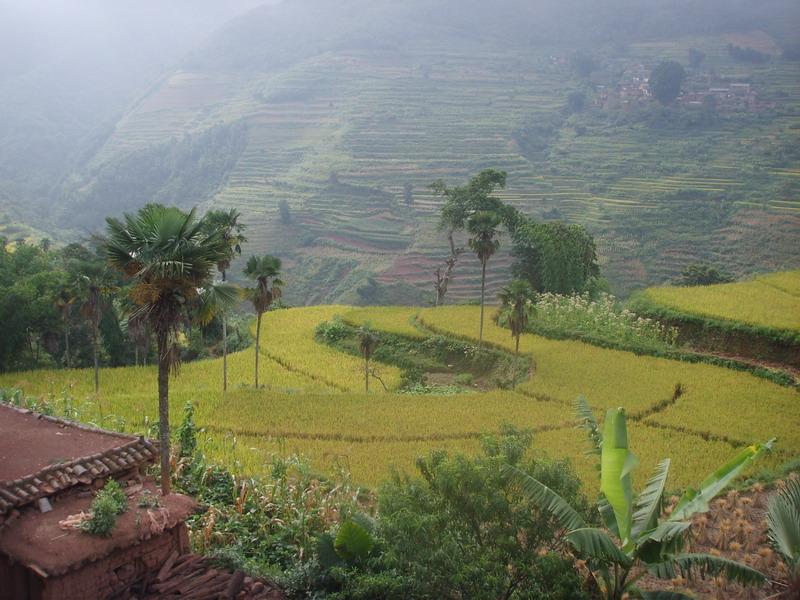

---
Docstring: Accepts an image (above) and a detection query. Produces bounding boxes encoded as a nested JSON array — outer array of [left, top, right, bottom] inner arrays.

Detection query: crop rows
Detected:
[[1, 305, 795, 490], [257, 306, 404, 391], [84, 31, 800, 302], [638, 270, 800, 332], [417, 305, 800, 450]]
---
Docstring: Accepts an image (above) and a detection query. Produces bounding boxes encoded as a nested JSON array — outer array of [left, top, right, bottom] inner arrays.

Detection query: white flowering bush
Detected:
[[532, 292, 679, 351]]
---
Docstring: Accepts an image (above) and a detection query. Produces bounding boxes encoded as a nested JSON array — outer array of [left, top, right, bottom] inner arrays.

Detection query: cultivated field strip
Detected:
[[1, 306, 795, 490], [638, 270, 800, 332], [415, 305, 799, 452]]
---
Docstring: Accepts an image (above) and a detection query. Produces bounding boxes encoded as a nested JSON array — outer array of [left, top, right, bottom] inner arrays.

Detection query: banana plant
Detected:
[[506, 399, 774, 600], [767, 477, 800, 597]]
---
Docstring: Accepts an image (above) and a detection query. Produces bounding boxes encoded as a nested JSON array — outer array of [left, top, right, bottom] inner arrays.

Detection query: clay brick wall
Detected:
[[0, 524, 189, 600]]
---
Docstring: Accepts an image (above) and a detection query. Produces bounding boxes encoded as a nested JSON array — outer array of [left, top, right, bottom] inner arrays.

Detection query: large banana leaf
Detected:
[[670, 439, 774, 522], [641, 520, 691, 545], [631, 459, 671, 540], [503, 465, 586, 531], [767, 477, 800, 567], [565, 527, 633, 567], [636, 521, 691, 563], [600, 408, 638, 547], [598, 496, 620, 538], [648, 553, 766, 585]]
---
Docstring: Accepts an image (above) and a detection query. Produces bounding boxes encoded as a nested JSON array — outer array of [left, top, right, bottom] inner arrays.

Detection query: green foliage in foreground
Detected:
[[507, 401, 773, 600], [767, 478, 800, 597], [363, 428, 589, 600], [179, 411, 590, 599]]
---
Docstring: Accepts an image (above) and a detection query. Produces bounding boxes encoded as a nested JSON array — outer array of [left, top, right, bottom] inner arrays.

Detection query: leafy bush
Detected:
[[177, 402, 198, 459], [81, 479, 128, 537], [313, 427, 590, 599], [531, 292, 678, 351], [315, 317, 350, 343], [453, 372, 474, 386]]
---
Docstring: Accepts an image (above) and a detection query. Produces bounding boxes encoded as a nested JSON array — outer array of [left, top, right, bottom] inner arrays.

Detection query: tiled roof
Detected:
[[0, 406, 157, 516]]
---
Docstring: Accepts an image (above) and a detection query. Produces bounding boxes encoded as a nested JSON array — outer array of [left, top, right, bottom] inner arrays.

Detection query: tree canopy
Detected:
[[511, 220, 600, 295], [649, 60, 686, 104]]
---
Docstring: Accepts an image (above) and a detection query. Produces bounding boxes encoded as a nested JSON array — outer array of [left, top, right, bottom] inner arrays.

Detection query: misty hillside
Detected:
[[2, 0, 800, 304]]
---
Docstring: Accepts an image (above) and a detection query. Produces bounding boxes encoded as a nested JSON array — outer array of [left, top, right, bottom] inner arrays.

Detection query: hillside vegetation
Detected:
[[2, 0, 799, 303], [2, 305, 795, 488]]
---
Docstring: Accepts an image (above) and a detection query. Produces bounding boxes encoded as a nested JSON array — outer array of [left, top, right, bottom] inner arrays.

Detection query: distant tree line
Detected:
[[727, 44, 770, 64]]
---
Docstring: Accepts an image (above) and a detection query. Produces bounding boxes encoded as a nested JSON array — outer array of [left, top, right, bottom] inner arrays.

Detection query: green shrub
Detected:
[[531, 292, 678, 351], [454, 372, 474, 386], [315, 317, 349, 343], [177, 401, 198, 458], [312, 426, 589, 599], [81, 494, 119, 537], [81, 479, 128, 537]]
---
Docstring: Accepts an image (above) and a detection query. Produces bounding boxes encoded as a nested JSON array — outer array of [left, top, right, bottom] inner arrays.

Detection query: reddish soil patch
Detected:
[[691, 348, 800, 383], [0, 406, 128, 481], [637, 483, 796, 599]]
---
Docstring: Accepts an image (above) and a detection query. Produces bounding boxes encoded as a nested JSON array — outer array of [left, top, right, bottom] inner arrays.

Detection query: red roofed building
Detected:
[[0, 403, 195, 600]]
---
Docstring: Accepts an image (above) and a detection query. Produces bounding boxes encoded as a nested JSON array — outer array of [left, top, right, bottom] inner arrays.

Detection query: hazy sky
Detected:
[[0, 0, 272, 80]]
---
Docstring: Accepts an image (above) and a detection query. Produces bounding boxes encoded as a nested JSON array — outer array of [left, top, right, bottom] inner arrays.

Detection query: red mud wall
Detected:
[[0, 524, 189, 600]]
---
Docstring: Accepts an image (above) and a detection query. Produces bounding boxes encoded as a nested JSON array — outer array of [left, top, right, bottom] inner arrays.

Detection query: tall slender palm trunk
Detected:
[[254, 312, 262, 388], [221, 268, 228, 391], [364, 358, 369, 392], [515, 333, 520, 355], [157, 337, 171, 494], [479, 261, 486, 347], [63, 320, 71, 368], [92, 325, 100, 394], [222, 315, 228, 391]]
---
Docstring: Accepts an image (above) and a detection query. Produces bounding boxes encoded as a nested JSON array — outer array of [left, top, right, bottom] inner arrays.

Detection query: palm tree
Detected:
[[467, 211, 501, 347], [54, 288, 76, 368], [767, 477, 800, 598], [105, 205, 227, 494], [202, 209, 247, 391], [76, 274, 116, 393], [506, 401, 773, 600], [243, 255, 283, 388], [357, 325, 380, 392], [203, 209, 247, 281], [118, 295, 151, 366], [497, 279, 536, 354], [195, 282, 241, 390]]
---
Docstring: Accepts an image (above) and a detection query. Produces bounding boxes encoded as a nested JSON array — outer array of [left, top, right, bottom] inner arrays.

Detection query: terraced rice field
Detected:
[[80, 32, 800, 302], [2, 305, 796, 491], [636, 270, 800, 333]]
